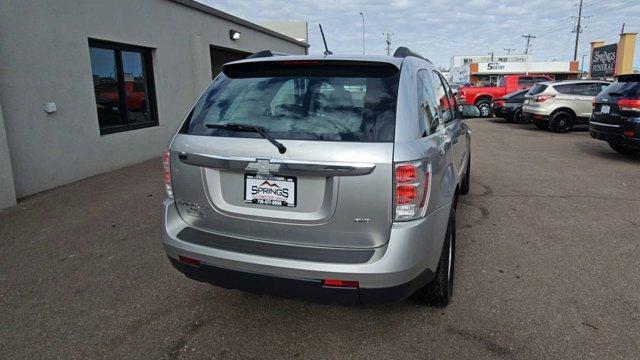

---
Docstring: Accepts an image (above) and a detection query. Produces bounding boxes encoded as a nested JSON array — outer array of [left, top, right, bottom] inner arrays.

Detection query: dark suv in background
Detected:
[[590, 74, 640, 155]]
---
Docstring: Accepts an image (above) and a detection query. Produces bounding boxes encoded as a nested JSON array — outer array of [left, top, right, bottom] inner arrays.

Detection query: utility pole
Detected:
[[504, 48, 516, 55], [488, 51, 494, 62], [359, 12, 365, 54], [382, 32, 394, 55], [572, 0, 584, 61], [521, 34, 536, 55]]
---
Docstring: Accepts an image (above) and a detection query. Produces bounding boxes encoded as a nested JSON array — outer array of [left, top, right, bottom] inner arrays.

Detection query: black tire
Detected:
[[608, 142, 640, 155], [533, 121, 549, 130], [459, 155, 470, 195], [549, 111, 574, 133], [513, 107, 525, 124], [413, 209, 456, 307], [475, 99, 491, 118]]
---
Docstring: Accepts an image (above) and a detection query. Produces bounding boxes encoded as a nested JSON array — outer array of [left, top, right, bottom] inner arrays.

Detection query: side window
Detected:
[[554, 84, 573, 94], [440, 75, 461, 119], [572, 83, 600, 96], [431, 71, 454, 123], [518, 76, 534, 88], [417, 70, 439, 135]]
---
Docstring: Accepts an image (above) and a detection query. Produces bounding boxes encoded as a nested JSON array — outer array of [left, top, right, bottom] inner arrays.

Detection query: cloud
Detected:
[[199, 0, 640, 69]]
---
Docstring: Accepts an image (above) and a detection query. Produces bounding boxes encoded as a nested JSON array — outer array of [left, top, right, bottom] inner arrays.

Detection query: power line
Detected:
[[504, 48, 516, 55]]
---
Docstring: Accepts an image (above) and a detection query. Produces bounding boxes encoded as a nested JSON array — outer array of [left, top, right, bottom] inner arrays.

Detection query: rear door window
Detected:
[[572, 83, 599, 96], [431, 71, 454, 123], [518, 77, 534, 87], [417, 70, 440, 135], [185, 61, 400, 142], [554, 84, 573, 94]]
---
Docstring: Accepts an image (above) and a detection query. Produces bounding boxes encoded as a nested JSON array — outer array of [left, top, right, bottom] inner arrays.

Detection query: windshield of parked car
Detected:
[[184, 61, 400, 142]]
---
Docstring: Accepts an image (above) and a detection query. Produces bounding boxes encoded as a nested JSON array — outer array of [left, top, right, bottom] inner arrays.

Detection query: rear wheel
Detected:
[[513, 108, 525, 124], [549, 111, 574, 133], [413, 209, 455, 307], [476, 99, 491, 118], [609, 142, 640, 155]]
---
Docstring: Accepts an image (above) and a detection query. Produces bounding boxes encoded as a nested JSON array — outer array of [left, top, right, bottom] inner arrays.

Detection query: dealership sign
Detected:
[[590, 43, 617, 78]]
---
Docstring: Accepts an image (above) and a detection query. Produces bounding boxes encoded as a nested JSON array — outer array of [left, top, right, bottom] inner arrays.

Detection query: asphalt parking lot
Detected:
[[1, 118, 639, 359]]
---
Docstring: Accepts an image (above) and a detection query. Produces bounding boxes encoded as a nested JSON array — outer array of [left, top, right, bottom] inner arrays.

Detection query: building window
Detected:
[[89, 39, 158, 135], [497, 57, 507, 62], [463, 58, 472, 64]]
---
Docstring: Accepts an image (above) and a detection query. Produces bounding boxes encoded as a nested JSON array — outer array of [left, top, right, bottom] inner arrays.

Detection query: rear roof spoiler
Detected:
[[245, 50, 291, 59], [393, 47, 431, 63]]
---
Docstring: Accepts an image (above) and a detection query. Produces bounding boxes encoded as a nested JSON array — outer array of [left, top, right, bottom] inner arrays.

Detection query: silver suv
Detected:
[[162, 48, 478, 306], [522, 80, 610, 132]]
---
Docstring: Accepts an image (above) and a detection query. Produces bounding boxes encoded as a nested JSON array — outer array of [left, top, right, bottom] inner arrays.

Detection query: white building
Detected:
[[450, 54, 531, 70], [0, 0, 308, 209]]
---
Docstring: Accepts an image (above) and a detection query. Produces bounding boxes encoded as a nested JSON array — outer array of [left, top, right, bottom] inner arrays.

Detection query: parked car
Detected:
[[490, 89, 529, 123], [522, 80, 611, 132], [162, 48, 479, 306], [590, 74, 640, 154], [457, 74, 552, 117]]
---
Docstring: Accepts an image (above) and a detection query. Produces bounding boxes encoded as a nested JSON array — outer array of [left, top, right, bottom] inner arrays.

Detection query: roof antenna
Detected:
[[318, 24, 333, 56]]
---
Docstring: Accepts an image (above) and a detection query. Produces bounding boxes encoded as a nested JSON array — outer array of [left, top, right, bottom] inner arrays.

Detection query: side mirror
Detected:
[[459, 104, 480, 118]]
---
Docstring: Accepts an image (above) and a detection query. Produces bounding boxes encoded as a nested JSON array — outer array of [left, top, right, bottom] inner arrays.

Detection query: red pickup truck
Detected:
[[458, 74, 552, 117]]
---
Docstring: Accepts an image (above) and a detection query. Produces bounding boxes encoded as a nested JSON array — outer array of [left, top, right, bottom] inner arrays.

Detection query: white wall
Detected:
[[0, 0, 306, 199]]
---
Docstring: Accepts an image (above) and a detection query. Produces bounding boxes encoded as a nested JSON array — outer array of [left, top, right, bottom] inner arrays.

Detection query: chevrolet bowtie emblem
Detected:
[[246, 159, 280, 177]]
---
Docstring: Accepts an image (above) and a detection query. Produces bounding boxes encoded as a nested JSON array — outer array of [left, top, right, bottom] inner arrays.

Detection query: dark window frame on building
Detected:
[[88, 39, 158, 135]]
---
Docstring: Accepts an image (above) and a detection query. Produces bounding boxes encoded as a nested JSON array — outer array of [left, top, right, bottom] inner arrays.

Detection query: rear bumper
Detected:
[[162, 199, 451, 304], [523, 111, 549, 124], [589, 119, 640, 149]]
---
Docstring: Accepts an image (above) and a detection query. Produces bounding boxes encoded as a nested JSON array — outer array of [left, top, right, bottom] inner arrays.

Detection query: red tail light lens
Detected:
[[535, 95, 554, 103], [618, 99, 640, 111], [394, 161, 430, 221], [495, 100, 505, 107], [322, 279, 359, 288], [163, 150, 173, 199], [396, 185, 417, 205], [623, 130, 635, 137], [395, 164, 417, 183]]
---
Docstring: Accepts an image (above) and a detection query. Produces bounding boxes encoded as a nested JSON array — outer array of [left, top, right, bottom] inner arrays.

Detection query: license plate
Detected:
[[601, 105, 610, 114], [245, 175, 296, 207]]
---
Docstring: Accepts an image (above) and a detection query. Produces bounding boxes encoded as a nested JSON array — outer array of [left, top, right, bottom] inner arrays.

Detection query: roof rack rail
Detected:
[[245, 50, 290, 59], [393, 47, 431, 63]]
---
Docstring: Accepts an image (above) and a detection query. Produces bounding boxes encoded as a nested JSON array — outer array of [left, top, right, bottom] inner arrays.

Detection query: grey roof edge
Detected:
[[169, 0, 310, 48]]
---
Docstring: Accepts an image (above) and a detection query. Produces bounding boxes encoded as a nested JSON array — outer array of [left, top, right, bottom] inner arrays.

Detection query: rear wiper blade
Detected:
[[205, 123, 287, 154]]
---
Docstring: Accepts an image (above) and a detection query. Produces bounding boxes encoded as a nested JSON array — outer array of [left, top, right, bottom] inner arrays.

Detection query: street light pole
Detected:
[[360, 12, 365, 55]]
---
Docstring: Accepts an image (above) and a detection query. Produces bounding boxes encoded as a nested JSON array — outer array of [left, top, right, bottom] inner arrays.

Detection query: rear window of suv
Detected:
[[600, 76, 640, 98], [528, 84, 548, 95], [183, 60, 400, 142]]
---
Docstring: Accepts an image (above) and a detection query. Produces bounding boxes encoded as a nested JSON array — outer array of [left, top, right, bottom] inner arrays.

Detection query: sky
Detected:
[[199, 0, 640, 70]]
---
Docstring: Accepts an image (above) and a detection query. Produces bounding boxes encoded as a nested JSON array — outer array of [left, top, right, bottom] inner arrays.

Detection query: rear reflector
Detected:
[[533, 114, 545, 120], [178, 255, 201, 266], [163, 150, 173, 199], [322, 279, 359, 288]]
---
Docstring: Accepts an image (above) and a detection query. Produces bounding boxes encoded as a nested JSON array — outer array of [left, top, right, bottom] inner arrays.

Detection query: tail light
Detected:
[[534, 95, 554, 103], [394, 161, 430, 221], [495, 100, 505, 107], [592, 99, 597, 109], [322, 279, 359, 288], [618, 99, 640, 112], [623, 130, 635, 137], [163, 150, 173, 199]]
